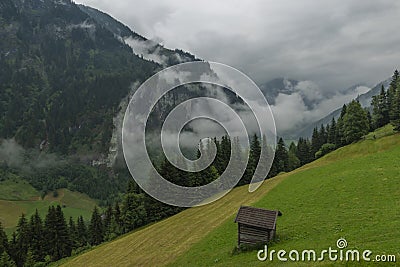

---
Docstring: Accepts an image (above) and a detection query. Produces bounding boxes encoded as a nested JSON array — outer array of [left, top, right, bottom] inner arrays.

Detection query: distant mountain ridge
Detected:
[[295, 77, 392, 138], [259, 77, 300, 105]]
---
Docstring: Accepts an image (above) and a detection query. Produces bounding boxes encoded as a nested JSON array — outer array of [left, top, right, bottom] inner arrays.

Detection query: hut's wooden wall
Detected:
[[238, 224, 275, 246]]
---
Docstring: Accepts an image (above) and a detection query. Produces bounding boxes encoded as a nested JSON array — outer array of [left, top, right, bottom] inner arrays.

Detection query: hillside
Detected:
[[0, 178, 97, 235], [61, 128, 400, 266]]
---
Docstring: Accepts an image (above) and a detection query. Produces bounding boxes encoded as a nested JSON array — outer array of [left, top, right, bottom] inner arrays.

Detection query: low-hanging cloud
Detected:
[[124, 36, 169, 65], [271, 83, 370, 133], [0, 139, 67, 172]]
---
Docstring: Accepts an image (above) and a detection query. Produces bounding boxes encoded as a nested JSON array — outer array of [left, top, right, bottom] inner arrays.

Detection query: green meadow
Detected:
[[0, 178, 97, 236], [62, 128, 400, 266]]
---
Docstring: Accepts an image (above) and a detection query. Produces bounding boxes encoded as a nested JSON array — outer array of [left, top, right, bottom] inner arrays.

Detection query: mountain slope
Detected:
[[297, 78, 392, 138], [78, 4, 197, 66], [0, 0, 159, 154], [259, 78, 300, 105], [0, 177, 97, 235], [62, 127, 400, 266]]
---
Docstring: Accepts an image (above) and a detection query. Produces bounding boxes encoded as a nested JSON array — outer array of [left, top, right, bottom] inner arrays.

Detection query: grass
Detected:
[[171, 133, 400, 266], [0, 176, 40, 201], [61, 129, 400, 267], [365, 124, 395, 140], [61, 170, 289, 267], [0, 187, 98, 236]]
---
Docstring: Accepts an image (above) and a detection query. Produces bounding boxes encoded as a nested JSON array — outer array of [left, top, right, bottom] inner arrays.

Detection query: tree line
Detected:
[[297, 69, 400, 162], [371, 70, 400, 130]]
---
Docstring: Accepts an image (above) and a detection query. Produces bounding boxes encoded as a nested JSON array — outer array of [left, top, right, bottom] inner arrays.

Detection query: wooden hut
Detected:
[[234, 206, 281, 247]]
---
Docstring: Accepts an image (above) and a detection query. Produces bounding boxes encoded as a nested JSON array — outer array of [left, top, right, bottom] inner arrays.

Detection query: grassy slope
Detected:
[[61, 170, 289, 266], [171, 133, 400, 266], [0, 182, 97, 235], [0, 176, 40, 201], [63, 129, 400, 267]]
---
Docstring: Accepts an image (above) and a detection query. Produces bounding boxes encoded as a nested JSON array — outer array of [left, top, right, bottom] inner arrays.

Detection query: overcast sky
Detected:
[[75, 0, 400, 133], [76, 0, 400, 91]]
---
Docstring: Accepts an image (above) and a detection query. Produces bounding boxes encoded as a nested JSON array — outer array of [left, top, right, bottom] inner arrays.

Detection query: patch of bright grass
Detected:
[[62, 131, 400, 267]]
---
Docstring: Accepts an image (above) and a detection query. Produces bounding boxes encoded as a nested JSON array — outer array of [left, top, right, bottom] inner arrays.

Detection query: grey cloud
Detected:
[[124, 36, 168, 65], [76, 0, 400, 91], [76, 0, 399, 137], [0, 139, 67, 172], [271, 84, 371, 133], [0, 139, 24, 168]]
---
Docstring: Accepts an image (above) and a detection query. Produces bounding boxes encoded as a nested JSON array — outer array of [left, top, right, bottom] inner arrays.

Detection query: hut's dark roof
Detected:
[[234, 206, 278, 229]]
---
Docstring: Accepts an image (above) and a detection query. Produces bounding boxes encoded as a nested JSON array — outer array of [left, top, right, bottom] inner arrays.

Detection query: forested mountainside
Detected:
[[78, 4, 197, 66], [0, 0, 202, 204], [0, 0, 159, 154]]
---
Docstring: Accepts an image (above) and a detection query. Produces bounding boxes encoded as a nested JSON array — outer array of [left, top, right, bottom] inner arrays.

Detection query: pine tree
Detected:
[[113, 202, 123, 235], [250, 134, 261, 168], [121, 194, 147, 233], [126, 180, 137, 194], [271, 138, 289, 173], [343, 100, 369, 143], [89, 207, 104, 245], [29, 210, 45, 262], [287, 142, 300, 171], [257, 135, 275, 180], [311, 127, 320, 158], [336, 104, 347, 146], [220, 135, 231, 173], [15, 214, 30, 267], [230, 136, 245, 181], [242, 134, 261, 184], [22, 250, 35, 267], [76, 216, 88, 248], [103, 205, 113, 240], [319, 124, 327, 145], [327, 117, 336, 144], [388, 70, 400, 130], [391, 87, 400, 131], [0, 222, 7, 256], [44, 206, 71, 261], [366, 109, 373, 130], [296, 137, 311, 166], [325, 123, 331, 143], [176, 153, 189, 186], [0, 251, 17, 267], [55, 206, 72, 259], [388, 70, 399, 121], [390, 69, 399, 89], [371, 85, 389, 129], [68, 217, 78, 250], [159, 156, 181, 185], [379, 85, 390, 125], [7, 233, 17, 266], [213, 137, 223, 174]]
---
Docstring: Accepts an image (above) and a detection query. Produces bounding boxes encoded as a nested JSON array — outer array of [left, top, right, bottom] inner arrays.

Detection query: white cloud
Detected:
[[124, 36, 168, 65], [295, 81, 323, 103], [75, 0, 396, 136], [355, 85, 370, 95], [270, 83, 371, 133]]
